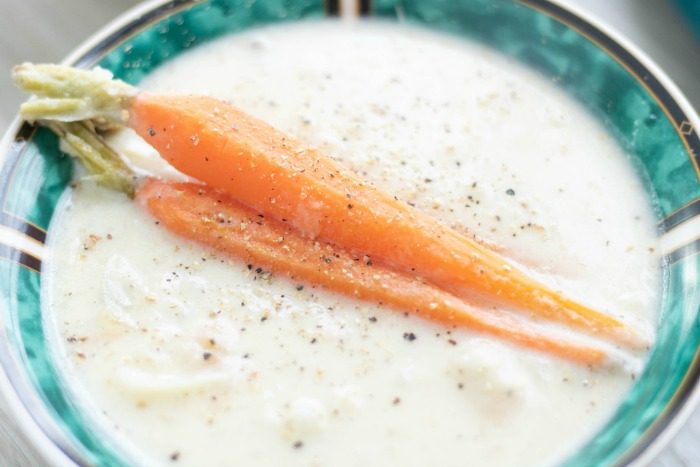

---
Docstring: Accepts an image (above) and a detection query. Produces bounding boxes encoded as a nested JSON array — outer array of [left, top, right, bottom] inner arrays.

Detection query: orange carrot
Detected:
[[11, 64, 642, 352], [137, 178, 608, 366], [129, 94, 642, 348]]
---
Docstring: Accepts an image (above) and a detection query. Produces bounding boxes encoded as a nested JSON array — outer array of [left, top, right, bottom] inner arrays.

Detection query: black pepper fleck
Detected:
[[506, 188, 515, 196], [403, 332, 416, 342]]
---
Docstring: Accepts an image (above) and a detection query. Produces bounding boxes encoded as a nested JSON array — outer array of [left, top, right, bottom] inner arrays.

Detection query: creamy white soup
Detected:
[[45, 21, 660, 467]]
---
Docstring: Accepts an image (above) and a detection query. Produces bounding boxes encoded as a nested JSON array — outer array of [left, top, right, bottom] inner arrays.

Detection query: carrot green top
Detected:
[[12, 64, 137, 195]]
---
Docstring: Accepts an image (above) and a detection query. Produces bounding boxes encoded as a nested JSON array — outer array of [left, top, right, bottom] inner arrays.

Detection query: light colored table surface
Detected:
[[0, 0, 699, 465]]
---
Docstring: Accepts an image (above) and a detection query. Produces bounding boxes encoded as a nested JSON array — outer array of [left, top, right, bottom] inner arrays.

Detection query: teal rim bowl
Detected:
[[1, 0, 699, 465]]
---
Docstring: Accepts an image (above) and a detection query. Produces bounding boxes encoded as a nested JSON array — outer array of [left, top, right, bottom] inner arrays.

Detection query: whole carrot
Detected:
[[12, 63, 644, 349], [138, 178, 609, 366]]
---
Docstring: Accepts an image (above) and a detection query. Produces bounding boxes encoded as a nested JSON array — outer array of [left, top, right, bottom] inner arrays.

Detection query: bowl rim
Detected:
[[0, 0, 699, 466]]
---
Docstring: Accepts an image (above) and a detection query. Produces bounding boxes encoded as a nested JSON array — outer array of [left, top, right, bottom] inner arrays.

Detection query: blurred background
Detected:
[[0, 0, 699, 465]]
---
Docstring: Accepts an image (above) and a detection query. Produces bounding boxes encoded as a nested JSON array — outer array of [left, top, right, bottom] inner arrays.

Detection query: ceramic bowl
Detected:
[[1, 0, 699, 465]]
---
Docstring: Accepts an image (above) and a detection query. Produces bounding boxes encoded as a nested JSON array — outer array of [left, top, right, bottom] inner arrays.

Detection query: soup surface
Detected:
[[45, 21, 660, 466]]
